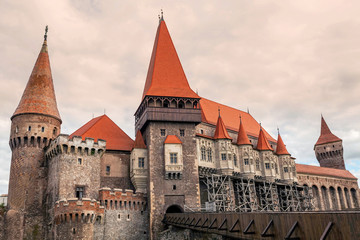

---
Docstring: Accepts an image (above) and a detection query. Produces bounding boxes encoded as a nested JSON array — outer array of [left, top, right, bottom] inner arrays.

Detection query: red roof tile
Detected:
[[257, 128, 273, 151], [213, 113, 232, 140], [275, 133, 290, 155], [12, 40, 61, 122], [315, 116, 342, 145], [133, 130, 146, 149], [237, 117, 251, 145], [296, 163, 357, 180], [70, 115, 134, 151], [142, 19, 199, 100], [199, 98, 275, 142], [164, 135, 182, 144]]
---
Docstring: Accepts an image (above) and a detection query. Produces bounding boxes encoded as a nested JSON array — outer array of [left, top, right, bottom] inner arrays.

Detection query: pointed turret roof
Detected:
[[275, 132, 290, 155], [213, 111, 232, 140], [142, 18, 199, 100], [133, 130, 146, 149], [315, 116, 342, 145], [237, 117, 251, 145], [257, 127, 273, 151], [70, 115, 134, 151], [12, 27, 61, 122]]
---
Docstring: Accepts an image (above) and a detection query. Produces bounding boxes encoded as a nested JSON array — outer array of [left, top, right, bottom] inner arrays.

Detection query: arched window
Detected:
[[207, 148, 212, 162], [201, 146, 206, 161]]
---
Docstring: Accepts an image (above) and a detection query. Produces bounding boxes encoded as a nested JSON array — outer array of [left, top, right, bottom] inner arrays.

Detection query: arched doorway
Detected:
[[166, 205, 184, 213]]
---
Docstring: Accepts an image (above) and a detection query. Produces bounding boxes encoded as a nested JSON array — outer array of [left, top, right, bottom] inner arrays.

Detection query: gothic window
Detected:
[[275, 163, 278, 174], [221, 153, 227, 161], [160, 129, 166, 136], [170, 153, 178, 164], [207, 148, 212, 162], [233, 154, 237, 166], [106, 165, 111, 175], [265, 163, 270, 169], [244, 158, 249, 165], [284, 167, 289, 173], [180, 129, 185, 136], [201, 146, 206, 161], [163, 100, 169, 108], [76, 186, 84, 199], [256, 160, 260, 170], [138, 157, 145, 168]]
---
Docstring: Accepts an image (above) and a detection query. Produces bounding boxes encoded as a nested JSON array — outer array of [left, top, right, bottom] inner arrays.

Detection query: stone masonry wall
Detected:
[[144, 122, 201, 239]]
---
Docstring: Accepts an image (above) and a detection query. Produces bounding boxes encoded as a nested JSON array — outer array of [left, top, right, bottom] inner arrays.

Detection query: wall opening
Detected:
[[166, 205, 183, 213]]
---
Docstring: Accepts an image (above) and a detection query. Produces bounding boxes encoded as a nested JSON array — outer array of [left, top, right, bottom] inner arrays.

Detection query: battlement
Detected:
[[99, 188, 147, 211], [9, 135, 53, 150], [54, 198, 105, 225], [45, 134, 106, 160]]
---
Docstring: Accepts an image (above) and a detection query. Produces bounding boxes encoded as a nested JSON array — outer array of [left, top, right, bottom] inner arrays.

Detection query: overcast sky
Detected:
[[0, 0, 359, 194]]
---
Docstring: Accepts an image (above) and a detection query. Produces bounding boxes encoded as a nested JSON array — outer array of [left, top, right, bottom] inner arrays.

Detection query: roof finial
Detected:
[[277, 126, 280, 134], [247, 107, 249, 114], [159, 9, 164, 22], [44, 25, 48, 41], [259, 122, 262, 130], [239, 114, 242, 123], [218, 107, 220, 117]]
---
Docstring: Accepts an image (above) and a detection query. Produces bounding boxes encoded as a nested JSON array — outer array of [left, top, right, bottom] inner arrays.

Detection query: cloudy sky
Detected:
[[0, 0, 359, 194]]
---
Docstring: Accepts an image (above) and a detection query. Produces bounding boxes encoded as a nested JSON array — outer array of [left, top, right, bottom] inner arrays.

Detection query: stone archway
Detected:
[[166, 205, 184, 213]]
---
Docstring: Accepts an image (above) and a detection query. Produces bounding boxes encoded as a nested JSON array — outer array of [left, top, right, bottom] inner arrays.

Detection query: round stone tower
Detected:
[[6, 27, 62, 240]]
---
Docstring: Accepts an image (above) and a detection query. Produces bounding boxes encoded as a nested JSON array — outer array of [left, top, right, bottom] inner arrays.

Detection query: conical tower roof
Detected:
[[275, 132, 290, 155], [257, 127, 273, 151], [12, 28, 61, 122], [315, 116, 342, 145], [142, 17, 199, 100], [133, 130, 147, 149], [237, 117, 251, 145], [213, 111, 232, 140]]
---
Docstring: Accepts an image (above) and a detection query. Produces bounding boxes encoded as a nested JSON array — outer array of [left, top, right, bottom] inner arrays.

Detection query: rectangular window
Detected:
[[76, 187, 84, 199], [228, 154, 232, 161], [221, 153, 227, 161], [244, 158, 249, 165], [160, 129, 166, 136], [265, 163, 270, 169], [284, 167, 289, 173], [28, 126, 31, 131], [106, 165, 111, 175], [170, 153, 178, 164], [138, 157, 145, 168], [41, 127, 45, 132], [275, 163, 278, 174], [180, 129, 185, 136], [256, 161, 260, 170], [78, 158, 82, 165], [207, 149, 212, 162]]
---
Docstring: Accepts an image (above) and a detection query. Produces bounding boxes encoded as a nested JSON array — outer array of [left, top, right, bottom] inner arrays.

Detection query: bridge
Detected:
[[164, 211, 360, 239]]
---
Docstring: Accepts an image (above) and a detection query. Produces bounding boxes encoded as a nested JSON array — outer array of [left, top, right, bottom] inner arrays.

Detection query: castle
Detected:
[[2, 15, 359, 240]]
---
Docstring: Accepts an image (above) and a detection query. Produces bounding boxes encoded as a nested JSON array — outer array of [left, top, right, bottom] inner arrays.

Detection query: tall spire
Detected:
[[256, 127, 273, 151], [213, 111, 232, 140], [142, 16, 199, 100], [275, 130, 290, 155], [237, 116, 251, 145], [315, 115, 341, 145], [12, 26, 61, 122]]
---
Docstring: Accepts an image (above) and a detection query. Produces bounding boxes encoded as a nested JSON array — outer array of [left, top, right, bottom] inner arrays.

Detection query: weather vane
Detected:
[[159, 9, 164, 21], [44, 25, 48, 41]]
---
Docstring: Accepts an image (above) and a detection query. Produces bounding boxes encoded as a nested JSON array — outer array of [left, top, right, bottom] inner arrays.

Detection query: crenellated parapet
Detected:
[[45, 134, 106, 161], [99, 188, 147, 211], [54, 198, 105, 225]]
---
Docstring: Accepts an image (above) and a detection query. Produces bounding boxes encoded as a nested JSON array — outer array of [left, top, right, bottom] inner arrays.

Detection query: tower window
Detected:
[[138, 157, 145, 168], [180, 129, 185, 136], [221, 153, 227, 161], [170, 153, 178, 164], [76, 186, 84, 199], [78, 158, 82, 165], [28, 126, 31, 131], [15, 126, 19, 133], [41, 127, 45, 132], [106, 165, 111, 175], [53, 127, 57, 135], [160, 129, 166, 136], [173, 185, 176, 190]]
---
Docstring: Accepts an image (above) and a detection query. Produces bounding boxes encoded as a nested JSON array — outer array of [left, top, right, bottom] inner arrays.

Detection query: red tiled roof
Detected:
[[12, 40, 61, 122], [237, 118, 251, 145], [70, 115, 134, 151], [315, 116, 342, 145], [164, 135, 182, 144], [257, 128, 273, 151], [213, 114, 232, 140], [199, 98, 276, 142], [133, 130, 146, 149], [142, 19, 199, 100], [275, 133, 290, 155], [296, 163, 357, 180], [196, 133, 214, 140]]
